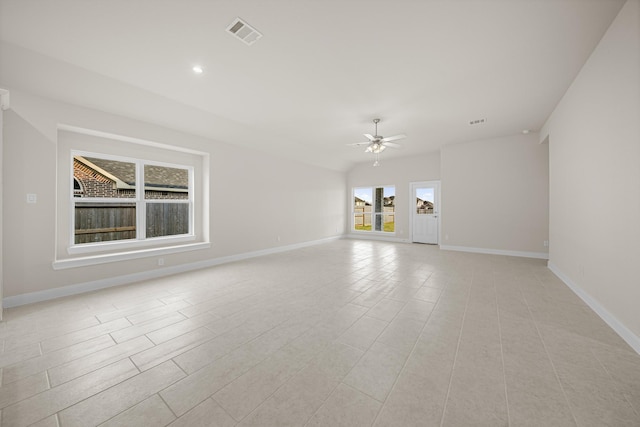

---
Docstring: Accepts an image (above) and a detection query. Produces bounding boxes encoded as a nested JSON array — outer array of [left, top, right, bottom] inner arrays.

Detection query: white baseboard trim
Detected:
[[440, 245, 549, 259], [547, 262, 640, 355], [3, 235, 343, 309], [346, 233, 409, 243]]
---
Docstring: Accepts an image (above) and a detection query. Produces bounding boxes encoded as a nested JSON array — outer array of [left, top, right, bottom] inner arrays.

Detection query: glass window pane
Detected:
[[144, 165, 189, 200], [383, 186, 395, 232], [354, 213, 371, 231], [146, 203, 189, 238], [354, 187, 372, 209], [74, 202, 136, 244], [384, 186, 395, 207], [354, 188, 372, 231], [383, 213, 395, 232], [74, 156, 136, 199]]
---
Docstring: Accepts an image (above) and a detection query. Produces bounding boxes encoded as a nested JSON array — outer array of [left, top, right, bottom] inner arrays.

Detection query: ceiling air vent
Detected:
[[469, 118, 487, 125], [226, 18, 262, 46]]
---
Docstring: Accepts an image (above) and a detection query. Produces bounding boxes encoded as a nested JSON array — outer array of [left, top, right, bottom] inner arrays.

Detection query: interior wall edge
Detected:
[[548, 261, 640, 355], [439, 245, 549, 260]]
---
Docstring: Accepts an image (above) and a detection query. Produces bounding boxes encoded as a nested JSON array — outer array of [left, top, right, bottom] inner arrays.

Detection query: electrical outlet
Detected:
[[26, 193, 37, 204], [277, 236, 281, 242], [544, 240, 549, 247], [158, 258, 165, 266]]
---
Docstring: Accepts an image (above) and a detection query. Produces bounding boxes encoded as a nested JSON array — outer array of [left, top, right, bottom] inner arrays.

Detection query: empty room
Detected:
[[0, 0, 639, 426]]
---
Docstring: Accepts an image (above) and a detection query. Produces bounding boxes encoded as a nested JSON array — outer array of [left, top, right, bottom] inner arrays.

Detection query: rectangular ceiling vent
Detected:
[[469, 118, 487, 125], [226, 18, 262, 46]]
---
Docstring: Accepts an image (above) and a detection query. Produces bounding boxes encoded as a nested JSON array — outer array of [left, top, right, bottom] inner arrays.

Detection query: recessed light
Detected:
[[522, 129, 530, 134], [192, 65, 204, 74]]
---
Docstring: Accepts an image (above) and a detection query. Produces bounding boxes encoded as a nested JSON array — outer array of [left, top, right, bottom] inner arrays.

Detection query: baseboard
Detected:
[[346, 233, 409, 243], [3, 235, 343, 309], [548, 262, 640, 355], [440, 245, 549, 259]]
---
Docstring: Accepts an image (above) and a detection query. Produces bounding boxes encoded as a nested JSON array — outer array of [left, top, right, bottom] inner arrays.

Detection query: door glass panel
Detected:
[[416, 187, 434, 215]]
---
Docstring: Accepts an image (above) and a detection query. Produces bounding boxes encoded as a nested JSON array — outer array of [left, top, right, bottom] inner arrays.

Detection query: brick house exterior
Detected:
[[73, 156, 188, 200]]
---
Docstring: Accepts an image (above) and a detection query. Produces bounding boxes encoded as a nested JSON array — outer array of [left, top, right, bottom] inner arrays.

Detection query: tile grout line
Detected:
[[297, 274, 412, 426], [439, 277, 472, 427], [589, 347, 640, 419], [369, 279, 442, 426], [493, 272, 511, 427], [522, 272, 580, 427], [301, 310, 379, 424], [158, 392, 180, 420], [208, 322, 323, 424], [163, 300, 336, 419]]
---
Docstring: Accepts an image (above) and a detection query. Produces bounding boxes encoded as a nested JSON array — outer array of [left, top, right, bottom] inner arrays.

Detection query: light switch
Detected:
[[26, 193, 37, 204]]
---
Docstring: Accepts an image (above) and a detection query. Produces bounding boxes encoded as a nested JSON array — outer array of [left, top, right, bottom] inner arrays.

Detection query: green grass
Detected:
[[355, 222, 395, 232]]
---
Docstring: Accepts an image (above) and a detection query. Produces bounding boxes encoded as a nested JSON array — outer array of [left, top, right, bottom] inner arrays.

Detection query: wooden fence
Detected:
[[354, 206, 395, 228], [74, 203, 188, 244]]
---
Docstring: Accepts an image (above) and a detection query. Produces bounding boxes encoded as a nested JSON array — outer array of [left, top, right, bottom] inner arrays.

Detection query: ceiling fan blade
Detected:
[[363, 133, 375, 141], [347, 142, 371, 146], [383, 142, 402, 148], [382, 134, 406, 142]]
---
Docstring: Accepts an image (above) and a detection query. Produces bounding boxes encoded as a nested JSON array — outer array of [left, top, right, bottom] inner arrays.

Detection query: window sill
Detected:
[[68, 234, 196, 255], [53, 242, 210, 270]]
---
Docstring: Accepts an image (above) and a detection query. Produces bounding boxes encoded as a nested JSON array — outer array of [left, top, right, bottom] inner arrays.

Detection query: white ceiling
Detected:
[[0, 0, 625, 171]]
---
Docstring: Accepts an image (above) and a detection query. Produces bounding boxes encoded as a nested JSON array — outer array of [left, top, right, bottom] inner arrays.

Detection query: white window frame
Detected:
[[68, 151, 195, 255], [352, 185, 396, 234]]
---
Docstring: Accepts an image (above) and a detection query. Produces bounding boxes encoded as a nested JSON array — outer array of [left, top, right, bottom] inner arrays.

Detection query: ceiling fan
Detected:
[[348, 118, 406, 166]]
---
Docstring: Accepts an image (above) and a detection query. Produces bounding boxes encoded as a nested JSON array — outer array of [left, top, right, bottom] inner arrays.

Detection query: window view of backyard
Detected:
[[353, 186, 395, 232], [73, 154, 191, 244]]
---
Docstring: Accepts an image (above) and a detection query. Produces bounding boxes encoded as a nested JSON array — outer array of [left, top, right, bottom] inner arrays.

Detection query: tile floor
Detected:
[[1, 240, 639, 426]]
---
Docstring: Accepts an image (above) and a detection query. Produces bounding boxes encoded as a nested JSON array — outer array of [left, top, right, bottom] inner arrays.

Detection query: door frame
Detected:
[[409, 180, 441, 244]]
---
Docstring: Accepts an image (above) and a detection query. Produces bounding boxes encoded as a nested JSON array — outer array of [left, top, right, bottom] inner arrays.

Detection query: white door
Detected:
[[411, 181, 440, 244]]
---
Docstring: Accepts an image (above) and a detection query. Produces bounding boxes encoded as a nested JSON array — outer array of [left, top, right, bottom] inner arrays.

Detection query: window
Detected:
[[73, 178, 84, 197], [353, 186, 395, 232], [72, 152, 192, 247]]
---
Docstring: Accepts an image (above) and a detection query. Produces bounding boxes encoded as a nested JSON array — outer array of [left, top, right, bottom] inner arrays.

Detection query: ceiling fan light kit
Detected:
[[348, 118, 406, 166]]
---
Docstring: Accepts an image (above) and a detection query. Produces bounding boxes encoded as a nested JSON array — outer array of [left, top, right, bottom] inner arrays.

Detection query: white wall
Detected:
[[2, 90, 346, 301], [0, 93, 5, 319], [543, 0, 640, 343], [440, 133, 549, 257], [347, 153, 441, 241]]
